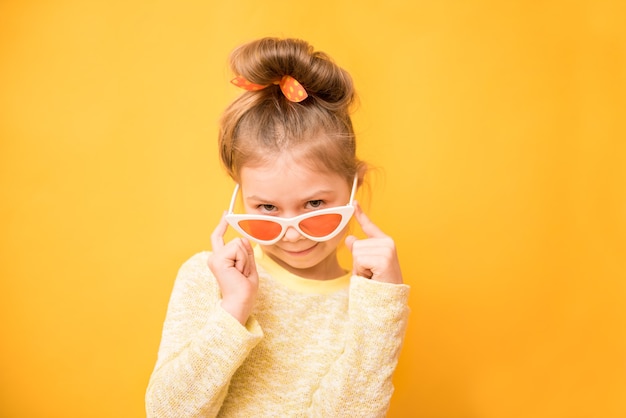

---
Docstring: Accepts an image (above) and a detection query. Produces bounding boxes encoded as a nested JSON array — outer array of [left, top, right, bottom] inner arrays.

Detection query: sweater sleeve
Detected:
[[145, 253, 264, 418], [309, 276, 410, 418]]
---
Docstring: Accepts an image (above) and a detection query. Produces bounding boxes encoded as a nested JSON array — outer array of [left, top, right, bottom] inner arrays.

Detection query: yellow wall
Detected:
[[1, 1, 624, 417]]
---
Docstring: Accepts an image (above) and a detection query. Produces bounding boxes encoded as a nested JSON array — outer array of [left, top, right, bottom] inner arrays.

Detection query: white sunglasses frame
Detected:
[[225, 175, 358, 245]]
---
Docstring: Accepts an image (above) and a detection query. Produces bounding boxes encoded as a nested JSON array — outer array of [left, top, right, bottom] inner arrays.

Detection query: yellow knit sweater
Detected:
[[146, 247, 410, 417]]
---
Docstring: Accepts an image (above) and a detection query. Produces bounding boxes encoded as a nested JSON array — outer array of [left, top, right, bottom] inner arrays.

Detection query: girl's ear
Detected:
[[357, 164, 368, 187]]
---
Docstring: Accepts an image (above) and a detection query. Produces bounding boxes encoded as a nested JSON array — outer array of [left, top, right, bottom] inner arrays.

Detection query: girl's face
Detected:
[[239, 154, 352, 280]]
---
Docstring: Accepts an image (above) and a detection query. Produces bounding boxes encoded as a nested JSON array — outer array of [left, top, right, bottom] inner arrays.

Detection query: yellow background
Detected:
[[1, 1, 625, 417]]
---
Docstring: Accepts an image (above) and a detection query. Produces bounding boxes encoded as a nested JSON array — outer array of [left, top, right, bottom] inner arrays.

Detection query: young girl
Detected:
[[146, 37, 410, 417]]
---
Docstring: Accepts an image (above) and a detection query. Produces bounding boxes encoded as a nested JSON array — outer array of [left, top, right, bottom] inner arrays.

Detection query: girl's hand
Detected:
[[207, 213, 259, 324], [345, 201, 404, 285]]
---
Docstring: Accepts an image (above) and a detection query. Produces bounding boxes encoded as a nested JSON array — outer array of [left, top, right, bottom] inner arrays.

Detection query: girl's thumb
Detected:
[[344, 235, 357, 252]]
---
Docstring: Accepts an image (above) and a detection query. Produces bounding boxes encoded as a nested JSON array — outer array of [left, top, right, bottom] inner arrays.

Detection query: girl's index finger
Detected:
[[352, 201, 388, 239], [210, 211, 229, 251]]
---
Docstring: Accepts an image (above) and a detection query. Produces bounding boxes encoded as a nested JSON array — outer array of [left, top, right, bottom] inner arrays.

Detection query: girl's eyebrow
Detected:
[[245, 195, 275, 204], [245, 189, 337, 204], [301, 189, 336, 200]]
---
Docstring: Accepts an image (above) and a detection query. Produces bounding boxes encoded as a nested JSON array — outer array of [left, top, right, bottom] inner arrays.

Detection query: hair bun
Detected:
[[229, 37, 355, 111]]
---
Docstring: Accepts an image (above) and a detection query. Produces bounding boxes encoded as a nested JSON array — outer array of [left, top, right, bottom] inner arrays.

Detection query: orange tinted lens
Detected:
[[299, 214, 343, 237], [238, 220, 282, 241]]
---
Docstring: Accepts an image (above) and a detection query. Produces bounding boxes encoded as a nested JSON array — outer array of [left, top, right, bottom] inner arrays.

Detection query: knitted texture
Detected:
[[146, 249, 410, 417]]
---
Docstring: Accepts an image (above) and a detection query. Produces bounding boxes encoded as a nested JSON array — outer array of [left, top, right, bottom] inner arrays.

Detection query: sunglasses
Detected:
[[225, 175, 358, 245]]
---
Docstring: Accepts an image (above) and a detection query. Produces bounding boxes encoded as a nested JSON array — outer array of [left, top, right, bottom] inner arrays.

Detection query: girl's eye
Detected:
[[307, 200, 324, 209], [258, 204, 276, 212]]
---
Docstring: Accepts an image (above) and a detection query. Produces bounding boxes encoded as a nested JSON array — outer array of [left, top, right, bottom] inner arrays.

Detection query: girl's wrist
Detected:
[[220, 297, 253, 325]]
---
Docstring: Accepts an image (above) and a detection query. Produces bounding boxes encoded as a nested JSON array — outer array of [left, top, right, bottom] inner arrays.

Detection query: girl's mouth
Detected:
[[282, 243, 318, 256]]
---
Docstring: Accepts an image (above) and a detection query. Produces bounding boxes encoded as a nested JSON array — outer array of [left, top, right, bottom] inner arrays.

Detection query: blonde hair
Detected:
[[218, 37, 366, 185]]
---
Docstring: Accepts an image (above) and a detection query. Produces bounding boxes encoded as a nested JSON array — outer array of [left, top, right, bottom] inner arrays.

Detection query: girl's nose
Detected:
[[281, 226, 304, 242]]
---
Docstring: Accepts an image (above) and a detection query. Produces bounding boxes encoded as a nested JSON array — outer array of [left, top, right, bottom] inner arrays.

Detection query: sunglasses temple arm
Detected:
[[349, 174, 358, 204], [227, 184, 240, 214]]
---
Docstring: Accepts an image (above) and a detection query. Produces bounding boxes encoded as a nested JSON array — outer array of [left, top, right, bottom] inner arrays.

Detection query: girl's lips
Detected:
[[281, 243, 318, 256]]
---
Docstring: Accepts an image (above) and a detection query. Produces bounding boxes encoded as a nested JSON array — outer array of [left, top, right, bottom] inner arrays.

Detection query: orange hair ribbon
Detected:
[[231, 75, 308, 103]]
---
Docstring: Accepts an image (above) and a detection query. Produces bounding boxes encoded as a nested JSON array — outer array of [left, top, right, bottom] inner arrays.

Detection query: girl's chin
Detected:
[[263, 243, 344, 280]]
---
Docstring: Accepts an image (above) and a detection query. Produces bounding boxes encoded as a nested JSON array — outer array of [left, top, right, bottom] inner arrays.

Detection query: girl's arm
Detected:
[[145, 253, 263, 418], [309, 276, 410, 417]]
